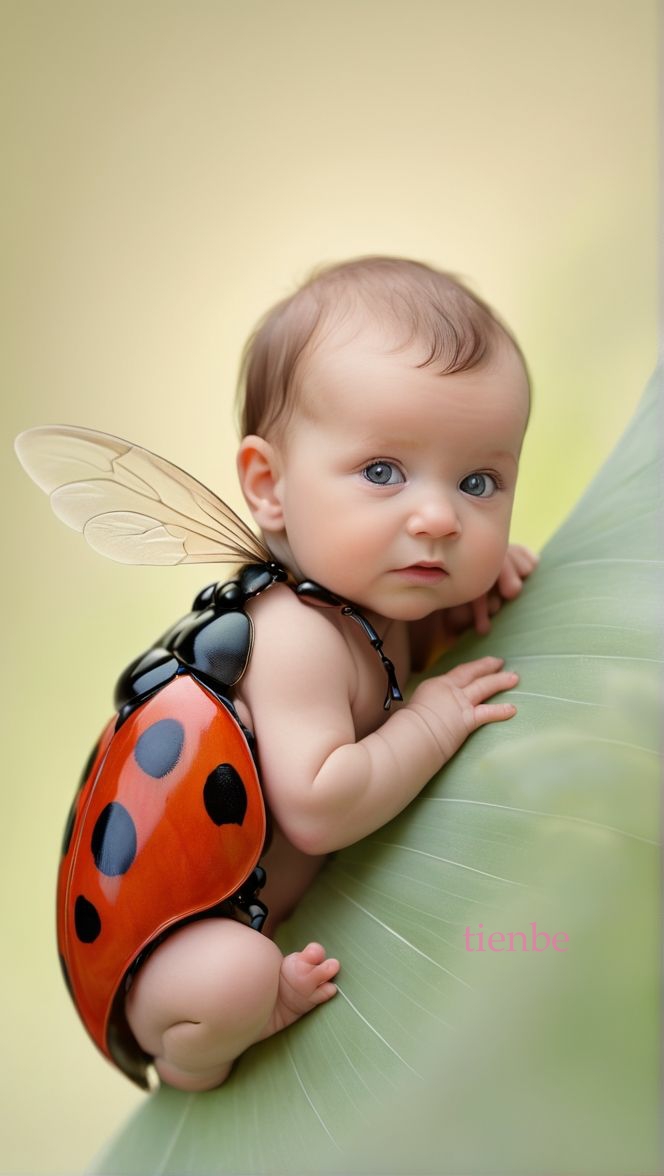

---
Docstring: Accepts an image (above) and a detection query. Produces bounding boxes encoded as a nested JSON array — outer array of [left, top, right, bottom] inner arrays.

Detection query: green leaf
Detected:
[[93, 370, 661, 1176]]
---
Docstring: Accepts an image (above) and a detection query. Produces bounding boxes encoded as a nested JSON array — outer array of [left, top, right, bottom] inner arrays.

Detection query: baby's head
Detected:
[[237, 256, 530, 618], [238, 255, 529, 442]]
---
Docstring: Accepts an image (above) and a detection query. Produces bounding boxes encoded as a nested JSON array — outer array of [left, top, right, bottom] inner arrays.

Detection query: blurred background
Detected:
[[2, 2, 657, 1172]]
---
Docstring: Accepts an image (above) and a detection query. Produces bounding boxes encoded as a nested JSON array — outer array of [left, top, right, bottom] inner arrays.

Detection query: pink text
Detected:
[[464, 922, 569, 952]]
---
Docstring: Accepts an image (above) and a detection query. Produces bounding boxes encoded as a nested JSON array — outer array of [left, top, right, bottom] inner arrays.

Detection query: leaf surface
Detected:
[[93, 370, 661, 1175]]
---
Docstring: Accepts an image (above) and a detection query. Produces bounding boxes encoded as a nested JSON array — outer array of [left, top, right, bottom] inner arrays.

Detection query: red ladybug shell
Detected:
[[57, 673, 266, 1085]]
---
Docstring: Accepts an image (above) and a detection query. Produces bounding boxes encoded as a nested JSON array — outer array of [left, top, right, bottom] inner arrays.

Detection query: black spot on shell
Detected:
[[58, 952, 74, 1000], [74, 895, 101, 943], [91, 803, 137, 876], [61, 799, 77, 857], [78, 737, 101, 791], [65, 735, 104, 855], [203, 764, 248, 826], [134, 718, 185, 778]]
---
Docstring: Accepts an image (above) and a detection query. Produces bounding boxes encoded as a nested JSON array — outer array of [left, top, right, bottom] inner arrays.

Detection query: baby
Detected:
[[125, 255, 536, 1091]]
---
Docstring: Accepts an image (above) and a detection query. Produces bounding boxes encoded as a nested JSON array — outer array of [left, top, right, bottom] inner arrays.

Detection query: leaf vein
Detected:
[[326, 883, 470, 989], [285, 1041, 343, 1152], [335, 986, 423, 1077]]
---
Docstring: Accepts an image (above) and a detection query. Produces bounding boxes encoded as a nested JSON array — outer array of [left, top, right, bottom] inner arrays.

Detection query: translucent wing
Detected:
[[14, 425, 271, 566]]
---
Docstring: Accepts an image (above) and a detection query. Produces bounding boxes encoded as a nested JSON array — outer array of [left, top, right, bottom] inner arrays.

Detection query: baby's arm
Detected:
[[244, 592, 518, 856]]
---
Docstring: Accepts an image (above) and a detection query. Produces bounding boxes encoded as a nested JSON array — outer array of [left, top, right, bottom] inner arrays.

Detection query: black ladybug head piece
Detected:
[[294, 580, 403, 710]]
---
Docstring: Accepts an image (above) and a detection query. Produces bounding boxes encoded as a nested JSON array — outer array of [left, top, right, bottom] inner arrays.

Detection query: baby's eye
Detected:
[[362, 461, 405, 486], [459, 472, 498, 498]]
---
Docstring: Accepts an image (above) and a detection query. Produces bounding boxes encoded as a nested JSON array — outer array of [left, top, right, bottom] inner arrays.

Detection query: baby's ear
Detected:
[[236, 435, 285, 532]]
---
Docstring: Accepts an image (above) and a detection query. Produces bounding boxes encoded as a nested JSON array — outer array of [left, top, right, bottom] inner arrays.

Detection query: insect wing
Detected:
[[15, 424, 270, 566]]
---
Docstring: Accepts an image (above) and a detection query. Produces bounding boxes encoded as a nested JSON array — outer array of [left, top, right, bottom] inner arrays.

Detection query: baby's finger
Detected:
[[497, 558, 524, 599], [444, 656, 505, 689], [464, 669, 519, 705], [487, 591, 502, 615], [472, 595, 492, 635], [511, 545, 540, 575], [472, 701, 517, 727]]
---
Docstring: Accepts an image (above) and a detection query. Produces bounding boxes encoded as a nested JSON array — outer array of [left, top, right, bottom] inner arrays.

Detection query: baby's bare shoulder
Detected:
[[242, 584, 355, 696]]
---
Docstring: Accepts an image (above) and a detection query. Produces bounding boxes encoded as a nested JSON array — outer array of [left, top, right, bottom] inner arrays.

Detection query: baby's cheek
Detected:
[[473, 533, 509, 595], [290, 523, 356, 588]]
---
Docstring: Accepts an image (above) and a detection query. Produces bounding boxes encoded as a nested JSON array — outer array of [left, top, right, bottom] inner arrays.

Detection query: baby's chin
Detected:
[[361, 582, 499, 624], [349, 592, 453, 625]]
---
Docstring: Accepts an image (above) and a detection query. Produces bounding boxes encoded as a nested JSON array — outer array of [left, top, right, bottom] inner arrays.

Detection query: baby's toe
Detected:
[[300, 942, 326, 965], [311, 980, 338, 1005], [316, 956, 340, 982]]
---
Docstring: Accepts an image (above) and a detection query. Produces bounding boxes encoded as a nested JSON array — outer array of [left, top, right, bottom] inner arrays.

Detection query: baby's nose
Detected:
[[406, 492, 461, 539]]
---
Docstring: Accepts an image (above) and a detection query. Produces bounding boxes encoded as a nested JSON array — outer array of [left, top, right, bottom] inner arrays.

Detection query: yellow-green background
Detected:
[[2, 2, 657, 1173]]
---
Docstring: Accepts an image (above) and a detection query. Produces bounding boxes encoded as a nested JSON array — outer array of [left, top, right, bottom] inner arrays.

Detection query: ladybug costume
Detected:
[[58, 565, 402, 1088], [15, 426, 402, 1087]]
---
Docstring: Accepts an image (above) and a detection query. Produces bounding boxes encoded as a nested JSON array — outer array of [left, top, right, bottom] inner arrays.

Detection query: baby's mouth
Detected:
[[394, 562, 449, 582]]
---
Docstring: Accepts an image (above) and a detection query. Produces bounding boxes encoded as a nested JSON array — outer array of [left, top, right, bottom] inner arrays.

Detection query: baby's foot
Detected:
[[260, 942, 340, 1039]]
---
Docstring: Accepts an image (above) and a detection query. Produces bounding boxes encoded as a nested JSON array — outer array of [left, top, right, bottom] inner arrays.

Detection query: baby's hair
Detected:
[[237, 255, 527, 440]]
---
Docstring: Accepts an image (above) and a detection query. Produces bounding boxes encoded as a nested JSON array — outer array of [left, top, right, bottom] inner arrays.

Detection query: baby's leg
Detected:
[[125, 919, 339, 1092]]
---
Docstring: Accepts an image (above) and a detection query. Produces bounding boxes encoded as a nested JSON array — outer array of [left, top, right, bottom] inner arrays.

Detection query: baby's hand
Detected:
[[441, 544, 539, 640], [408, 656, 519, 763], [472, 544, 539, 635]]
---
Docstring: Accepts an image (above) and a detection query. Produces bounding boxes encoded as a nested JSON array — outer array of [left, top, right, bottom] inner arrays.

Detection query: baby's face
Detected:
[[266, 319, 530, 621]]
